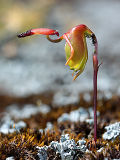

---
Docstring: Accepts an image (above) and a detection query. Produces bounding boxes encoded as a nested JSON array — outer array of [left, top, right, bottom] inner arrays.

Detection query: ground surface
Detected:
[[0, 91, 120, 160]]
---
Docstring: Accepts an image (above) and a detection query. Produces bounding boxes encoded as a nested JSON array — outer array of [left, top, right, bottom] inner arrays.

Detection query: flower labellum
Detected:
[[63, 25, 94, 80]]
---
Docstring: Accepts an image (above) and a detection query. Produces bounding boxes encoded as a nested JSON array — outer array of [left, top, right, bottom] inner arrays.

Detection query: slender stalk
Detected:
[[93, 60, 98, 142], [92, 34, 98, 143]]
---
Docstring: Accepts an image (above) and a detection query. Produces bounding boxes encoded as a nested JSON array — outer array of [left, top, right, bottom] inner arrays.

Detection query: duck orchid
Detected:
[[18, 24, 99, 146]]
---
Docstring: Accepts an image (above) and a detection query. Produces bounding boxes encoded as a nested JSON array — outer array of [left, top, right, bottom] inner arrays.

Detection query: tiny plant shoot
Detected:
[[18, 24, 99, 145]]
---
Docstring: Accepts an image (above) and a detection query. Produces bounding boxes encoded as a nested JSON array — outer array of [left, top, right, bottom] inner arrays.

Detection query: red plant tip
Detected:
[[17, 28, 59, 38], [17, 30, 33, 38], [54, 31, 59, 37]]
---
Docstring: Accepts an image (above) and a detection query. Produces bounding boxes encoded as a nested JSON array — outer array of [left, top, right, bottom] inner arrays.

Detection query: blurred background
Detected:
[[0, 0, 120, 97]]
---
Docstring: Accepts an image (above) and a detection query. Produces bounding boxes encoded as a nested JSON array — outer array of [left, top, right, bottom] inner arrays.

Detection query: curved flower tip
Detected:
[[17, 28, 59, 38], [63, 24, 95, 80]]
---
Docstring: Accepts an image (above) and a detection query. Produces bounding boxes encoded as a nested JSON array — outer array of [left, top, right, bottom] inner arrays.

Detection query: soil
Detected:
[[0, 91, 120, 160]]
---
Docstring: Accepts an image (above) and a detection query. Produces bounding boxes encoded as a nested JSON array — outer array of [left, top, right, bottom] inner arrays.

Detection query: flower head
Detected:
[[17, 24, 96, 80], [63, 24, 94, 80]]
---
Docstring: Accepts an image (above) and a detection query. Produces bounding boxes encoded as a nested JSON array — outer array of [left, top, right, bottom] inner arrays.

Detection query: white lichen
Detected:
[[83, 92, 91, 102], [103, 122, 120, 140], [0, 115, 26, 134], [45, 122, 53, 131], [37, 146, 48, 160], [85, 118, 94, 125], [6, 157, 15, 160], [97, 147, 104, 153], [58, 107, 99, 123], [52, 90, 80, 107], [37, 134, 86, 160], [58, 107, 89, 123], [77, 140, 87, 152], [6, 104, 50, 119]]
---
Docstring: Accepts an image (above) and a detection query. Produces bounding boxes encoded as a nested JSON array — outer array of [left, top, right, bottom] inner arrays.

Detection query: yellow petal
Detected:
[[65, 25, 93, 79]]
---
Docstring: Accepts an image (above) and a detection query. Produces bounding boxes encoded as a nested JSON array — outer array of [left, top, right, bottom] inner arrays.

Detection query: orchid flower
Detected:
[[18, 24, 99, 146]]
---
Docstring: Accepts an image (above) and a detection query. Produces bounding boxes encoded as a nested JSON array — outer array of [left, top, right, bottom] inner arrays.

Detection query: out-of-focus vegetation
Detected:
[[0, 0, 56, 38], [0, 0, 57, 58]]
